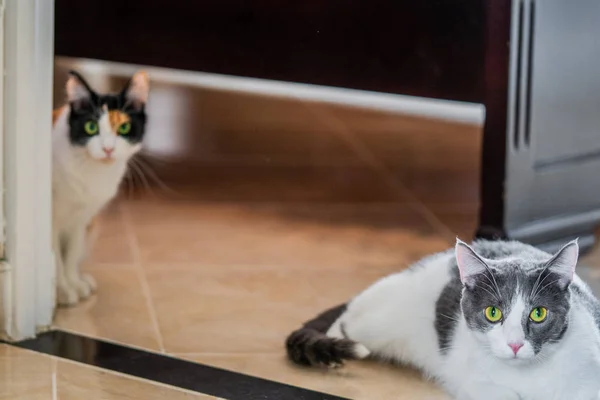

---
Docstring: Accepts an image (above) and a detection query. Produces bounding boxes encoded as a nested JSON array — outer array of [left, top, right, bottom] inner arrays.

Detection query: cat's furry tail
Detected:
[[285, 304, 370, 367]]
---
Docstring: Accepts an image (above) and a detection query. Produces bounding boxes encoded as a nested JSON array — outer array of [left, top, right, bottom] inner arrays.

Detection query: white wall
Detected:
[[0, 0, 55, 341]]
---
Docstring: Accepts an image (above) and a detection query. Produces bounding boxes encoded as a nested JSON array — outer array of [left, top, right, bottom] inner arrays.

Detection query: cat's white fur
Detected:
[[327, 248, 600, 400], [52, 72, 149, 306]]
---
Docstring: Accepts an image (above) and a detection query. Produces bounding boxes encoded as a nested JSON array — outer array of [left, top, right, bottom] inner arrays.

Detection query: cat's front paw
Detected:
[[73, 274, 96, 300], [57, 284, 80, 307], [82, 273, 97, 293]]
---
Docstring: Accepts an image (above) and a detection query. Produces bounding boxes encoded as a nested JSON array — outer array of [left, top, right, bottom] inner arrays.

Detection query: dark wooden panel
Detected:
[[476, 0, 512, 240], [55, 0, 486, 102]]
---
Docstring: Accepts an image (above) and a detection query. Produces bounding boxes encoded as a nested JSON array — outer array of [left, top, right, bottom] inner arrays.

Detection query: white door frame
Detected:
[[1, 0, 55, 341]]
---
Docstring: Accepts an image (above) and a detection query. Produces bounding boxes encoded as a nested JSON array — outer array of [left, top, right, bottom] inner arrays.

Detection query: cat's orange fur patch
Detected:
[[52, 106, 68, 127], [108, 111, 130, 133]]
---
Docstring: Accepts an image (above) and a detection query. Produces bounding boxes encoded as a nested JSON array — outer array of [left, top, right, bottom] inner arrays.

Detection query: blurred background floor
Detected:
[[28, 59, 597, 399]]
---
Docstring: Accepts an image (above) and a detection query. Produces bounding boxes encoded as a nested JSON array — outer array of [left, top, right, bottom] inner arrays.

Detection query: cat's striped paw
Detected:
[[286, 328, 371, 368]]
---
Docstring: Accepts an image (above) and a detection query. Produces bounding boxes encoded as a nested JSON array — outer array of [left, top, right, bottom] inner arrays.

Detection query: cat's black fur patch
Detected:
[[285, 304, 359, 367], [67, 71, 147, 146]]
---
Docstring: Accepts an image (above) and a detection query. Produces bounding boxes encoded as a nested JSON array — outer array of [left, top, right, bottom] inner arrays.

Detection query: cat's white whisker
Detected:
[[531, 270, 553, 300], [439, 313, 460, 322], [480, 272, 503, 299], [474, 283, 500, 301], [128, 159, 155, 198], [133, 156, 180, 196], [532, 279, 563, 301]]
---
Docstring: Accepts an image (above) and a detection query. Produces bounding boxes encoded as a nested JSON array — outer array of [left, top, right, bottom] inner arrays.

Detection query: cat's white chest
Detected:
[[441, 315, 600, 400], [53, 158, 127, 227]]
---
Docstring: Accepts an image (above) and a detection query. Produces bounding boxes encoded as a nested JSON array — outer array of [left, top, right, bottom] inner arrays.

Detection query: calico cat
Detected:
[[286, 239, 600, 400], [52, 70, 149, 306]]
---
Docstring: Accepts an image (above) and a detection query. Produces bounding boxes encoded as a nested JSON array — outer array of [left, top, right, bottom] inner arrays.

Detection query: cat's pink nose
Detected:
[[102, 147, 114, 156], [508, 342, 524, 355]]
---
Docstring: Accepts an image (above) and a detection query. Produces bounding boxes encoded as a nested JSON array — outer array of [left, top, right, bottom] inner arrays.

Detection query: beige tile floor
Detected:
[[52, 196, 455, 399], [54, 193, 454, 394], [43, 191, 600, 399], [4, 171, 600, 400], [12, 60, 595, 399]]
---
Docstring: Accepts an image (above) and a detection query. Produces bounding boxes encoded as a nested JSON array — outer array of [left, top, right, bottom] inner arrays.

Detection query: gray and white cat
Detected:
[[286, 239, 600, 400]]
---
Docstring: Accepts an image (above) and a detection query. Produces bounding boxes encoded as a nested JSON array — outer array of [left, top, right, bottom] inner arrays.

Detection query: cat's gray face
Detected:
[[456, 240, 578, 363]]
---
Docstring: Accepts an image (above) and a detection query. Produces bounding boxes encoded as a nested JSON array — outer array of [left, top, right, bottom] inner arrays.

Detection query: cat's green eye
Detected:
[[117, 122, 131, 135], [529, 307, 548, 323], [84, 121, 98, 135], [484, 306, 503, 323]]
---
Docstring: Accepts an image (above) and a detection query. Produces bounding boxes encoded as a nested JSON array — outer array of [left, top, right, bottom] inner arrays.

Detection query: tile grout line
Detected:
[[120, 201, 167, 354], [51, 357, 58, 400], [171, 352, 284, 357], [299, 101, 458, 244]]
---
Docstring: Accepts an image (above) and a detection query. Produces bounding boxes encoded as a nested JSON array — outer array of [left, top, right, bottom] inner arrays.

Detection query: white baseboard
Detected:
[[56, 56, 485, 126]]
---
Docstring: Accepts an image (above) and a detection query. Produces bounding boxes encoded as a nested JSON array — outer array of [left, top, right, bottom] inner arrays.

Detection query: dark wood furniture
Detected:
[[53, 0, 517, 245]]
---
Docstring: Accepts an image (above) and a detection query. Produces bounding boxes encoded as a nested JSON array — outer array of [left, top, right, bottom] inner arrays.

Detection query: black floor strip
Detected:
[[13, 330, 349, 400]]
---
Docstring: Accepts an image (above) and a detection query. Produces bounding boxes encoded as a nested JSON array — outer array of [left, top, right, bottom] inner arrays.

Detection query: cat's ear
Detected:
[[455, 239, 489, 288], [122, 71, 149, 110], [546, 239, 579, 289], [66, 71, 95, 111]]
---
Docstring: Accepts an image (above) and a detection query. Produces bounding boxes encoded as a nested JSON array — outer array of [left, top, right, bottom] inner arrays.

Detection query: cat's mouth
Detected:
[[497, 352, 535, 365], [85, 150, 116, 164], [90, 153, 116, 164], [99, 157, 115, 164]]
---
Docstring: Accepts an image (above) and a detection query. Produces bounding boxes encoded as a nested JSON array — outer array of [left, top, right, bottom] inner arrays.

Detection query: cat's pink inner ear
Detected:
[[455, 240, 488, 285], [66, 75, 90, 104], [547, 239, 579, 284], [126, 71, 150, 105]]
